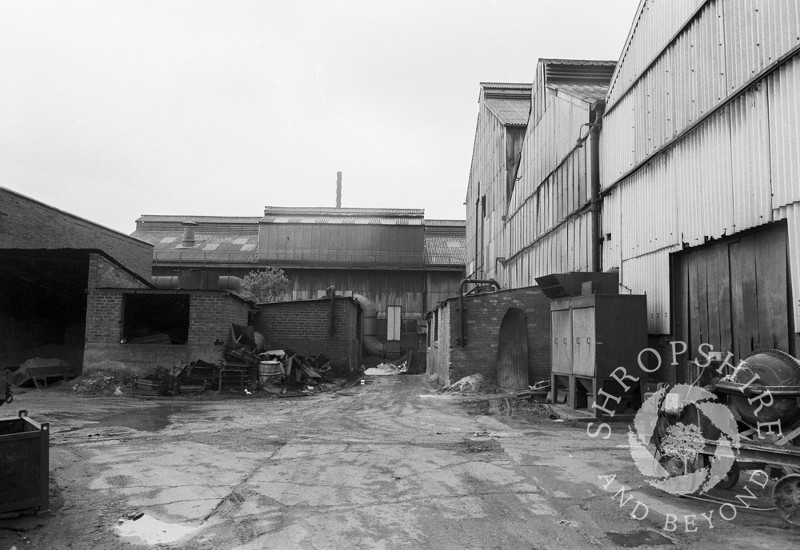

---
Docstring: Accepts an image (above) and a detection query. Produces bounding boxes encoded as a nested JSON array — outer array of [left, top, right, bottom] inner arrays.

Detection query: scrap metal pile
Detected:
[[134, 324, 333, 397]]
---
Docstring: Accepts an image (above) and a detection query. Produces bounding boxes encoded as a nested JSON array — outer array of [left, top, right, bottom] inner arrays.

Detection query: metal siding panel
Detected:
[[767, 55, 800, 208], [618, 157, 678, 260], [620, 247, 680, 334], [781, 202, 800, 329], [729, 86, 773, 231], [607, 0, 705, 109], [601, 188, 622, 270]]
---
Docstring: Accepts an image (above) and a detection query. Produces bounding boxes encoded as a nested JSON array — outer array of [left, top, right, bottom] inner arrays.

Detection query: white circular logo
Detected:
[[628, 384, 741, 495]]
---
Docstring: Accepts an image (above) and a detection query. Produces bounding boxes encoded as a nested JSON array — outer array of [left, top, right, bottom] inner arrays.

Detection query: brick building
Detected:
[[0, 187, 154, 372], [84, 287, 250, 373], [254, 296, 361, 372], [426, 286, 550, 388], [0, 187, 254, 375]]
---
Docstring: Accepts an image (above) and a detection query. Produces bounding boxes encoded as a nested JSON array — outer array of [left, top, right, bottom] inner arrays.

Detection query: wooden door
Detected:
[[673, 222, 791, 383], [496, 308, 529, 390]]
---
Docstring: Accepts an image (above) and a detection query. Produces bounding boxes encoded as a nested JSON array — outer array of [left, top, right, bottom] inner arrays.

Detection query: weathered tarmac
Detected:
[[0, 375, 797, 549]]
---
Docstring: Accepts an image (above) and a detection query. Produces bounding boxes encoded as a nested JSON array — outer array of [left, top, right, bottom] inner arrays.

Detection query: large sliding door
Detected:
[[673, 222, 792, 382]]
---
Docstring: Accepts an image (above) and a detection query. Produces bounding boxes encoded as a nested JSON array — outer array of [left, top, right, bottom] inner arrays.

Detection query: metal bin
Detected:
[[0, 410, 49, 513]]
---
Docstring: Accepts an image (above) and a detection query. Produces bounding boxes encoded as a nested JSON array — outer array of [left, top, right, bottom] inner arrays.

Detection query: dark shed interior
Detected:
[[0, 249, 89, 368]]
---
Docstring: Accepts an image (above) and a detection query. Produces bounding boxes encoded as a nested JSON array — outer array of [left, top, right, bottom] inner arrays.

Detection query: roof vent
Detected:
[[181, 221, 197, 247]]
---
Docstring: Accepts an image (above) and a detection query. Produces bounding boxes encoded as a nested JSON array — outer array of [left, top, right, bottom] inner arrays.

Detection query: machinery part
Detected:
[[705, 458, 739, 490], [773, 474, 800, 526], [727, 350, 800, 430]]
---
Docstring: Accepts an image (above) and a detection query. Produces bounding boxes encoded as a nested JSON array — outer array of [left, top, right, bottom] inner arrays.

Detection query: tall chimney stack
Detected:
[[336, 171, 342, 208]]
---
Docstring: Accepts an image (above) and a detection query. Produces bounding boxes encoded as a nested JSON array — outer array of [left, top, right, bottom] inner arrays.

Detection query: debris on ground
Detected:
[[364, 361, 408, 376], [440, 374, 497, 394], [125, 325, 338, 398], [72, 362, 138, 395]]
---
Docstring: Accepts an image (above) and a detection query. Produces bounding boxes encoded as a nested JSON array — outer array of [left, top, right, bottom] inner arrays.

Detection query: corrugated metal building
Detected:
[[466, 63, 616, 289], [506, 60, 616, 288], [601, 0, 800, 378], [465, 82, 530, 281], [133, 208, 466, 357]]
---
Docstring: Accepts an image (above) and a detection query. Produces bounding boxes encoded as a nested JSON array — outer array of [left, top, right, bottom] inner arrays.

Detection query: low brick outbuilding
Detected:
[[426, 286, 550, 388]]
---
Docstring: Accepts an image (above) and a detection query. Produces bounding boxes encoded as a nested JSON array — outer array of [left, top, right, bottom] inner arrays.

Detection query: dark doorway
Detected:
[[496, 307, 529, 390]]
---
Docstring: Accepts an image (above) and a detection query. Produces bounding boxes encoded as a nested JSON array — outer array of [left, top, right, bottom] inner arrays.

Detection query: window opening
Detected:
[[123, 294, 190, 344]]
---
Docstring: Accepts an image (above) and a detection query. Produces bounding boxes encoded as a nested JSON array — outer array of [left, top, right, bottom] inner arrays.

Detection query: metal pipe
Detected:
[[457, 278, 501, 347], [352, 293, 385, 356], [325, 285, 336, 337], [589, 102, 604, 272]]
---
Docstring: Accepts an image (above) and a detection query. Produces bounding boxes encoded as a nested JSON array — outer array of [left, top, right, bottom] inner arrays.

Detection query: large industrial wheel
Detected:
[[773, 474, 800, 526]]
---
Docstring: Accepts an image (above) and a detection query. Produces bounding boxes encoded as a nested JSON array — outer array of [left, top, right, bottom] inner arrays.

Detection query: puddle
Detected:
[[116, 514, 200, 545], [91, 405, 192, 432], [606, 530, 674, 548]]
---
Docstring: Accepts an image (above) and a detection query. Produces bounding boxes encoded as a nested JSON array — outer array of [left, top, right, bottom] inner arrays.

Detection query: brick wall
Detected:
[[0, 188, 153, 279], [426, 287, 551, 386], [84, 289, 250, 374], [253, 297, 359, 370], [88, 253, 149, 289]]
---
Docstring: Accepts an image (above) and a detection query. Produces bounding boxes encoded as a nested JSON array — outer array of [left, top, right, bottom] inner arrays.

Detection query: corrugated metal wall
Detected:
[[258, 223, 424, 267], [505, 80, 595, 286], [284, 268, 425, 321], [465, 102, 509, 281], [507, 211, 593, 289], [602, 0, 800, 331], [606, 0, 708, 110]]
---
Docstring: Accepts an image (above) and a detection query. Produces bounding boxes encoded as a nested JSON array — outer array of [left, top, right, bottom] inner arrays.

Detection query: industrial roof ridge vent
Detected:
[[534, 272, 619, 299], [542, 58, 617, 85], [263, 206, 424, 217], [480, 82, 532, 101], [136, 215, 262, 224]]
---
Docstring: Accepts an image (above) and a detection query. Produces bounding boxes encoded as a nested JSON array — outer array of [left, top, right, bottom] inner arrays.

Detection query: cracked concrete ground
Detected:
[[0, 375, 797, 549]]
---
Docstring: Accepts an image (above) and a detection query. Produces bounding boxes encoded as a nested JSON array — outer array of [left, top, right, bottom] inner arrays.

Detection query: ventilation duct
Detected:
[[181, 221, 197, 247], [151, 274, 242, 293], [352, 293, 384, 356]]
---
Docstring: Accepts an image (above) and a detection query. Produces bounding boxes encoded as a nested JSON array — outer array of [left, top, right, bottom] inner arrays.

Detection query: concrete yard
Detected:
[[0, 375, 797, 549]]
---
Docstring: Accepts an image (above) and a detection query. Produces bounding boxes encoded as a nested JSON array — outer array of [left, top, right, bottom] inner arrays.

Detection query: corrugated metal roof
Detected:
[[548, 82, 611, 104], [485, 97, 530, 126], [479, 82, 532, 91], [480, 83, 531, 126], [133, 230, 260, 264], [424, 219, 466, 227], [136, 215, 261, 224], [424, 233, 466, 266]]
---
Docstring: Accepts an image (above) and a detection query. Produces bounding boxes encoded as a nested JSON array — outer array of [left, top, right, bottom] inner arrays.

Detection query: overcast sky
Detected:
[[1, 0, 640, 235]]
